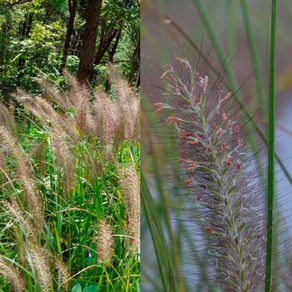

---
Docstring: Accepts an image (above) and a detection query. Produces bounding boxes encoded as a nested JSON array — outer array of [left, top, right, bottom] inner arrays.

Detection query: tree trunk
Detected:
[[17, 13, 33, 76], [77, 0, 103, 84], [94, 24, 118, 65], [60, 0, 77, 72], [108, 29, 121, 63], [105, 29, 122, 92], [128, 38, 140, 85]]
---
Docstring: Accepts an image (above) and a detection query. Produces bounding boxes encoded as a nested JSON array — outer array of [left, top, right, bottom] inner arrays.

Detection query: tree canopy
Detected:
[[0, 0, 140, 100]]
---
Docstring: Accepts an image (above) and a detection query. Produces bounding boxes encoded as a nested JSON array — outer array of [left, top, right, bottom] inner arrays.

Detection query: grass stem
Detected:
[[265, 0, 277, 291]]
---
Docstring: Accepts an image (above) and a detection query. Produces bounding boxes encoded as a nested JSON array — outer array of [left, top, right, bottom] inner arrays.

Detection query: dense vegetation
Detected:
[[0, 69, 140, 291], [0, 0, 139, 99], [0, 0, 140, 291]]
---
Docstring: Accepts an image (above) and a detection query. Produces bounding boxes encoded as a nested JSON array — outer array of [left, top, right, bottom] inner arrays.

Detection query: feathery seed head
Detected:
[[0, 258, 25, 292], [96, 220, 114, 264], [109, 66, 140, 143], [0, 126, 44, 233], [50, 128, 76, 194], [3, 198, 37, 240], [54, 257, 70, 292], [0, 102, 16, 135], [157, 57, 266, 290], [26, 244, 53, 292], [118, 164, 140, 254]]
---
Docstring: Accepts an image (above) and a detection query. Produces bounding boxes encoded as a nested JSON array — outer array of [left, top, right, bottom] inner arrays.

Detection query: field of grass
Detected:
[[0, 68, 140, 291]]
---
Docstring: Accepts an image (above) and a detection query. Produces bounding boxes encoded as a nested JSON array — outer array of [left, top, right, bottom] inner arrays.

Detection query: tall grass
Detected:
[[0, 68, 140, 291], [142, 0, 291, 291]]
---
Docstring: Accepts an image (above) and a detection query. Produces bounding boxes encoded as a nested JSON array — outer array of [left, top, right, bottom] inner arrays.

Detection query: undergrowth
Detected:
[[0, 67, 140, 292]]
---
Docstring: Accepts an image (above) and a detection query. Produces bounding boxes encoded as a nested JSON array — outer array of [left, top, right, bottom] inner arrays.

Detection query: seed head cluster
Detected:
[[0, 258, 25, 292], [96, 219, 114, 264], [0, 66, 139, 290], [157, 58, 266, 291], [118, 164, 140, 254]]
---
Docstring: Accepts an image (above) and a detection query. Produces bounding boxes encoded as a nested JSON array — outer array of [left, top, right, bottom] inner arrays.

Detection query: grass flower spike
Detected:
[[0, 126, 44, 233], [96, 220, 114, 265], [0, 258, 25, 292], [158, 57, 266, 290], [118, 164, 140, 254]]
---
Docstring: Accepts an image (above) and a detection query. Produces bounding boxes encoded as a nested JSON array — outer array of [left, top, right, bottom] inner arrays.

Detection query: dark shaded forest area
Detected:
[[0, 0, 139, 101]]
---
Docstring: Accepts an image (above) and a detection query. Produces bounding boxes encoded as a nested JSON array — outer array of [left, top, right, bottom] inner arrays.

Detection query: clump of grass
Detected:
[[0, 126, 44, 233], [20, 67, 140, 155], [0, 66, 140, 291], [0, 149, 70, 291], [156, 57, 266, 290]]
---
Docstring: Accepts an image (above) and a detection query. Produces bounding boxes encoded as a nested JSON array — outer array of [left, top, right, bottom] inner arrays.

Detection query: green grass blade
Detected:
[[141, 171, 175, 291], [240, 0, 268, 121], [265, 0, 277, 290], [226, 0, 236, 66]]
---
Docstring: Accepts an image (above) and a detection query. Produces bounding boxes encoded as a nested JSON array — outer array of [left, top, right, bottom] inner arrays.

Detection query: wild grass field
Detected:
[[0, 68, 140, 292]]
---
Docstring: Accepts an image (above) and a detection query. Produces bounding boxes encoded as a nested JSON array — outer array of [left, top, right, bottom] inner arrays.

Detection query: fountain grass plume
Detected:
[[0, 102, 16, 135], [54, 257, 71, 292], [0, 258, 25, 292], [96, 219, 114, 265], [118, 163, 140, 254], [2, 197, 37, 241], [0, 126, 44, 233], [156, 57, 266, 290], [25, 244, 53, 292]]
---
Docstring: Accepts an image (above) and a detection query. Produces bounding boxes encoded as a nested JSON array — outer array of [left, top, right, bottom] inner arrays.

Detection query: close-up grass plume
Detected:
[[141, 0, 292, 291], [157, 57, 267, 290]]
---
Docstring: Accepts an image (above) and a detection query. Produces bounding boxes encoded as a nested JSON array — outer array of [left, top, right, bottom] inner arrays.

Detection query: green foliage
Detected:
[[0, 72, 140, 291], [0, 0, 140, 101], [0, 124, 140, 291]]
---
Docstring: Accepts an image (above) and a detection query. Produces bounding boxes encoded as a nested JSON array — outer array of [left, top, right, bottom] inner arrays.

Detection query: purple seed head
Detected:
[[157, 57, 266, 290]]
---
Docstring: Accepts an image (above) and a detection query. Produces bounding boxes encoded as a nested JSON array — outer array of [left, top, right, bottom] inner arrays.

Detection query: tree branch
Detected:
[[7, 0, 33, 9]]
